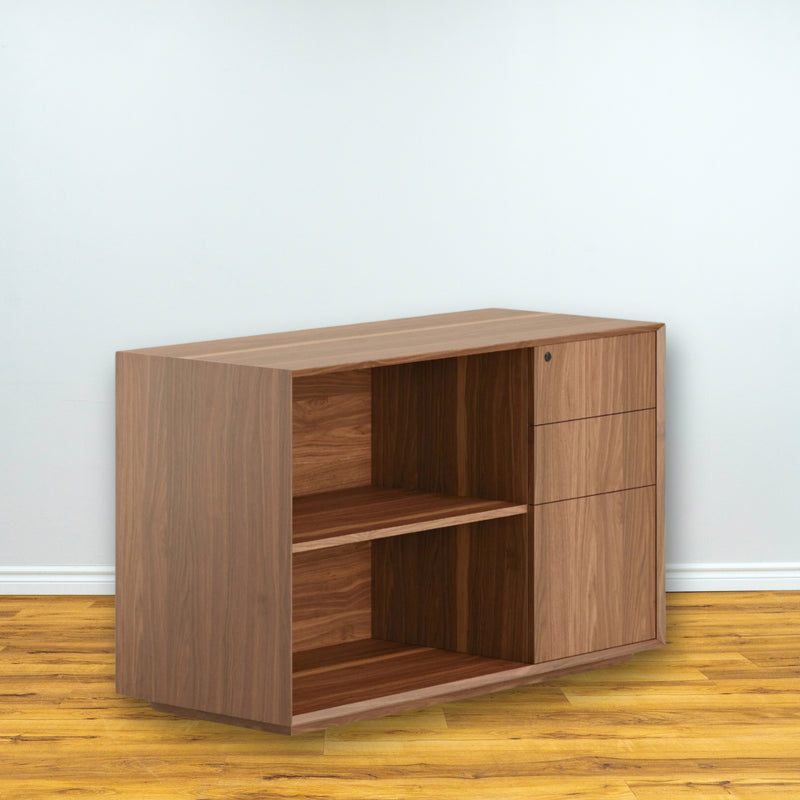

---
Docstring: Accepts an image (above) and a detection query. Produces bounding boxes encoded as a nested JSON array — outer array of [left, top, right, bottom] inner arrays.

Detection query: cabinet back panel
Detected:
[[292, 541, 372, 652], [372, 350, 528, 503], [292, 369, 372, 497], [372, 517, 529, 663]]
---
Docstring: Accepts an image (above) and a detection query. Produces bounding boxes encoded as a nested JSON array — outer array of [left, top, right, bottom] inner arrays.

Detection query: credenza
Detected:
[[116, 308, 665, 734]]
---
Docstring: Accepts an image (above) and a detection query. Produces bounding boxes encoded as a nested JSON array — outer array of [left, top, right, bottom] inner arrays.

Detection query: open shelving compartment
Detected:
[[290, 349, 533, 728]]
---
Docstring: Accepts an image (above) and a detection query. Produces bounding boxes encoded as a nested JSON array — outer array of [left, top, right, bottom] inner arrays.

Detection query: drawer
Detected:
[[532, 332, 655, 425], [531, 409, 655, 504], [533, 486, 656, 662]]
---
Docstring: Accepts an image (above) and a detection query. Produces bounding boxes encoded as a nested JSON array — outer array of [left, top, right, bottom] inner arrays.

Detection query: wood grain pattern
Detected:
[[292, 542, 371, 652], [292, 638, 529, 716], [533, 409, 656, 504], [292, 369, 371, 496], [6, 592, 799, 796], [373, 350, 528, 503], [533, 487, 656, 663], [655, 325, 666, 644], [203, 314, 660, 375], [124, 308, 536, 359], [372, 516, 529, 662], [116, 310, 666, 736], [292, 645, 649, 735], [123, 309, 660, 376], [533, 332, 656, 424], [115, 353, 292, 727], [292, 486, 526, 552]]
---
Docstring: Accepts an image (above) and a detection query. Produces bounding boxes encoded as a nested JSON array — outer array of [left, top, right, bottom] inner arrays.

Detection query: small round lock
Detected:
[[544, 351, 552, 362]]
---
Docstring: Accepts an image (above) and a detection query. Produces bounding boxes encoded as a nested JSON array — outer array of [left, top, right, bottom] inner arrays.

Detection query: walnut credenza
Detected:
[[116, 308, 665, 734]]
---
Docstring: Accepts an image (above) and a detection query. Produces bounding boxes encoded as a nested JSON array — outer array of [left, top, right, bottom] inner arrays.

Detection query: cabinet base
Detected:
[[149, 640, 660, 735]]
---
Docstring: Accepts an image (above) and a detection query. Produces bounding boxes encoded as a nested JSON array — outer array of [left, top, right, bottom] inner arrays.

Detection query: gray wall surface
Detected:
[[2, 1, 798, 591]]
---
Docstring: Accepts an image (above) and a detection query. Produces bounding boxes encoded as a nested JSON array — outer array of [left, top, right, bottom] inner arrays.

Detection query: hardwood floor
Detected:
[[1, 591, 799, 799]]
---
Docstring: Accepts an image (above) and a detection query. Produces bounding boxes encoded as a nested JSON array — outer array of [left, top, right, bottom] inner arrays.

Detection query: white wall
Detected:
[[2, 0, 799, 592]]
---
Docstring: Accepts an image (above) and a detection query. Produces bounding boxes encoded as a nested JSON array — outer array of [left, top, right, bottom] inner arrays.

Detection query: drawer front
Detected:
[[533, 486, 656, 663], [532, 332, 655, 425], [531, 409, 655, 504]]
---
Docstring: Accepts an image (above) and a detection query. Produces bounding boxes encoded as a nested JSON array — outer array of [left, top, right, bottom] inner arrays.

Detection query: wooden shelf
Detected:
[[292, 638, 528, 716], [292, 486, 528, 553]]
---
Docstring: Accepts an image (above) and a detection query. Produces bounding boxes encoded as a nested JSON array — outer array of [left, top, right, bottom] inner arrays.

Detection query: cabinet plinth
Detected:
[[116, 308, 665, 734]]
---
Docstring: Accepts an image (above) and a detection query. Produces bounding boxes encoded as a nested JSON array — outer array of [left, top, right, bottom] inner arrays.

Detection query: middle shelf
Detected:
[[292, 485, 528, 553]]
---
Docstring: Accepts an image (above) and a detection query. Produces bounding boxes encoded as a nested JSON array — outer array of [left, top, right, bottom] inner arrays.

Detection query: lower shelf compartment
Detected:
[[292, 638, 529, 716]]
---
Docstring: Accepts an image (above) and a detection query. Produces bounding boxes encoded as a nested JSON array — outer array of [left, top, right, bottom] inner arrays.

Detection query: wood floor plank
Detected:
[[627, 784, 738, 799], [729, 785, 800, 799], [2, 591, 800, 798], [629, 782, 800, 800], [200, 776, 640, 799]]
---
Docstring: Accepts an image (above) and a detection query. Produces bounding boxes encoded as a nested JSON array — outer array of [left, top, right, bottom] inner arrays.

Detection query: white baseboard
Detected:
[[666, 563, 800, 591], [1, 563, 799, 595], [0, 566, 115, 595]]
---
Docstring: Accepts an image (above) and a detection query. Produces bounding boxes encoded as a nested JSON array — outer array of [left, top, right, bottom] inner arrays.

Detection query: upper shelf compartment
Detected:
[[291, 348, 531, 542], [293, 486, 527, 553]]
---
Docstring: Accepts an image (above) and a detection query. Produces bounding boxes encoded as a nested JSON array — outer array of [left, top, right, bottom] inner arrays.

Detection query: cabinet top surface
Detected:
[[121, 308, 663, 375]]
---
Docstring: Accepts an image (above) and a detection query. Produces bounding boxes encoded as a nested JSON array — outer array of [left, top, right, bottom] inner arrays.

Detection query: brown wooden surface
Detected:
[[292, 638, 529, 716], [115, 310, 666, 737], [115, 354, 292, 727], [533, 487, 656, 663], [290, 646, 646, 734], [292, 486, 526, 552], [533, 332, 656, 424], [372, 517, 529, 662], [292, 369, 371, 497], [292, 542, 372, 652], [373, 350, 528, 503], [124, 308, 534, 359], [5, 592, 800, 797], [533, 409, 656, 504], [655, 325, 667, 644], [123, 309, 660, 375]]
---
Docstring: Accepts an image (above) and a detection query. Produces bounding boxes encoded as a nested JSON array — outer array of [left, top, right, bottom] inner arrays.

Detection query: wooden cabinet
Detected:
[[116, 309, 665, 734]]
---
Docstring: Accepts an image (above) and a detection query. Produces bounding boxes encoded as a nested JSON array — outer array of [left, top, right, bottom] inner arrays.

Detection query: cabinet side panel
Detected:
[[655, 326, 666, 644], [292, 542, 372, 652], [372, 517, 528, 662], [116, 354, 292, 726], [292, 369, 371, 497]]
